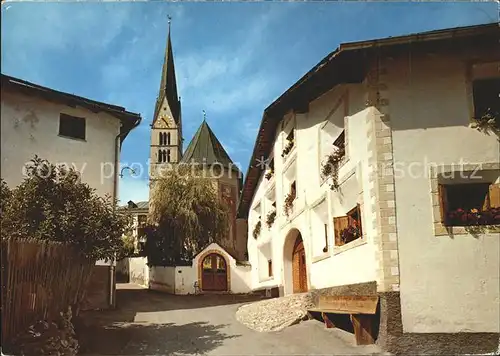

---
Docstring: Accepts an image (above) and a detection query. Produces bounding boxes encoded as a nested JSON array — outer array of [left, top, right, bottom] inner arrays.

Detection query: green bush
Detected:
[[1, 156, 131, 261]]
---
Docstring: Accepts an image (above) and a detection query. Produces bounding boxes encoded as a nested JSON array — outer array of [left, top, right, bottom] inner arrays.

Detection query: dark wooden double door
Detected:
[[293, 236, 308, 293], [201, 253, 228, 291]]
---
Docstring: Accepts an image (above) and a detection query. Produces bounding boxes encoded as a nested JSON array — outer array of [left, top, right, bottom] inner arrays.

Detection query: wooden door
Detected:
[[292, 236, 308, 293], [201, 254, 228, 291]]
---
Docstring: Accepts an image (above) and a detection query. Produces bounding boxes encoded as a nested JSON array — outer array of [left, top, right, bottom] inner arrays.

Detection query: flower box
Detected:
[[446, 207, 500, 226]]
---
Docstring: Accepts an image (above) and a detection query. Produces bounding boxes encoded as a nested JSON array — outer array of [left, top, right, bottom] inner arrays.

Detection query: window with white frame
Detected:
[[265, 186, 277, 229], [283, 159, 297, 217], [333, 204, 363, 246], [282, 128, 295, 158], [438, 174, 500, 227], [258, 242, 273, 280]]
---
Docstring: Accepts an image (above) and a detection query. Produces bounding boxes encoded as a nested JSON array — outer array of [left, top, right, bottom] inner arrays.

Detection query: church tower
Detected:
[[150, 18, 182, 183]]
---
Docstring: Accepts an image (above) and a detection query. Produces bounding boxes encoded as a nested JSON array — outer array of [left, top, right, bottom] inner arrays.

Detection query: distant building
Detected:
[[123, 200, 149, 253], [237, 23, 499, 354], [1, 73, 142, 310]]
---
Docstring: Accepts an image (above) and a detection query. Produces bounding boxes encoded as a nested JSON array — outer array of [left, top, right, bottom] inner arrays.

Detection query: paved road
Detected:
[[78, 283, 380, 355]]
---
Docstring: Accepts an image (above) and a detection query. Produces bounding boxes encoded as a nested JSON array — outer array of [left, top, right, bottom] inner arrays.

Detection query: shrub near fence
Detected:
[[1, 239, 94, 347]]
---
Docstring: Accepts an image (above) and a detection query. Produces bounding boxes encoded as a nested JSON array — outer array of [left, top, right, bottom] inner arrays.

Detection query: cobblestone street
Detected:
[[78, 284, 381, 355]]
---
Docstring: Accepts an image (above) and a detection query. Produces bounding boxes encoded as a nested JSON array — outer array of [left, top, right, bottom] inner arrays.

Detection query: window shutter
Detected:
[[357, 204, 363, 236], [489, 184, 500, 208], [438, 184, 449, 224], [333, 216, 350, 246]]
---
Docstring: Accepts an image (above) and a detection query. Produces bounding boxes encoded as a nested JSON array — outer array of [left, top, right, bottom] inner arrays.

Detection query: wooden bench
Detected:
[[307, 295, 379, 345]]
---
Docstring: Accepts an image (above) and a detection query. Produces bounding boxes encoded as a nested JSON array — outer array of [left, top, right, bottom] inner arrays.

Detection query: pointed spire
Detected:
[[153, 14, 180, 125]]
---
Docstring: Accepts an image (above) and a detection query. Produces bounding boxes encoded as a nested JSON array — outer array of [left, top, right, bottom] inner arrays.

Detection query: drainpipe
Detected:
[[109, 132, 122, 309]]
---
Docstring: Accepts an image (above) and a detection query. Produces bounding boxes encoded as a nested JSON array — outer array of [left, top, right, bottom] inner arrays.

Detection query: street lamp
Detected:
[[119, 166, 137, 178]]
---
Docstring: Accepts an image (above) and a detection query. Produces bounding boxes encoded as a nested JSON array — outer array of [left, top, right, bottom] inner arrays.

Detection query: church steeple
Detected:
[[153, 16, 180, 126], [150, 16, 183, 186]]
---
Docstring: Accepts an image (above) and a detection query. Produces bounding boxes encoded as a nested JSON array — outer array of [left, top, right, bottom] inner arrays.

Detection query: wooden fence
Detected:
[[1, 239, 94, 346]]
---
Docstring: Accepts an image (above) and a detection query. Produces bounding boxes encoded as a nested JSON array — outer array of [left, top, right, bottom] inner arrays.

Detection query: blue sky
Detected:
[[1, 1, 498, 204]]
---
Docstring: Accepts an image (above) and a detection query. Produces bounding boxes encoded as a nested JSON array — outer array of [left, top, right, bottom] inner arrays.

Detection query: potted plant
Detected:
[[321, 146, 346, 190], [340, 221, 361, 245], [283, 193, 295, 217], [253, 221, 262, 239], [266, 210, 277, 228], [469, 108, 499, 133], [446, 207, 500, 226]]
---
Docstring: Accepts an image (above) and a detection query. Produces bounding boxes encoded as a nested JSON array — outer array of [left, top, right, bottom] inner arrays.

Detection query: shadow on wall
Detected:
[[78, 321, 240, 355]]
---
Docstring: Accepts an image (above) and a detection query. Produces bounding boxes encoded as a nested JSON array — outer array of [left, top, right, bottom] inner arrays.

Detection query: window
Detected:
[[333, 130, 346, 151], [265, 158, 275, 180], [159, 132, 171, 146], [268, 260, 273, 277], [290, 181, 297, 200], [216, 256, 226, 272], [439, 183, 500, 226], [472, 77, 500, 120], [157, 149, 171, 163], [286, 129, 294, 145], [282, 129, 295, 157], [202, 257, 212, 270], [333, 204, 362, 246], [59, 114, 85, 140]]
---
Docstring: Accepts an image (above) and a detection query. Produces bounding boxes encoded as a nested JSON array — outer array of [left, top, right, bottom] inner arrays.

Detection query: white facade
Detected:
[[1, 90, 121, 197], [248, 84, 378, 295], [387, 55, 500, 333], [1, 81, 140, 273], [246, 40, 500, 335]]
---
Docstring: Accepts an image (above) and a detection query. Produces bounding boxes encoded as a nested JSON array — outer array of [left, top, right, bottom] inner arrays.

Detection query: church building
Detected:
[[142, 21, 250, 293]]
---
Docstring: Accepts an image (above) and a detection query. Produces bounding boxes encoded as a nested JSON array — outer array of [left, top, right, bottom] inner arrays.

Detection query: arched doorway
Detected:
[[292, 235, 308, 293], [201, 253, 228, 291]]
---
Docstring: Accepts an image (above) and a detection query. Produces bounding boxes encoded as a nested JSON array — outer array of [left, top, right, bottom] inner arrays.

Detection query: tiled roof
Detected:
[[181, 120, 239, 171], [121, 200, 149, 210]]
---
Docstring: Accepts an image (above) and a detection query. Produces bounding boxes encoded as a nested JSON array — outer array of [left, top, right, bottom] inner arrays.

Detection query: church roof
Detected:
[[153, 26, 181, 125], [181, 120, 238, 171]]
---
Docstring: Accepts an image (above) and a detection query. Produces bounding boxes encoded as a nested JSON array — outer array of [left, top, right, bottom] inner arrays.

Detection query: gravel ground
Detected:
[[77, 283, 381, 356], [236, 292, 315, 332]]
